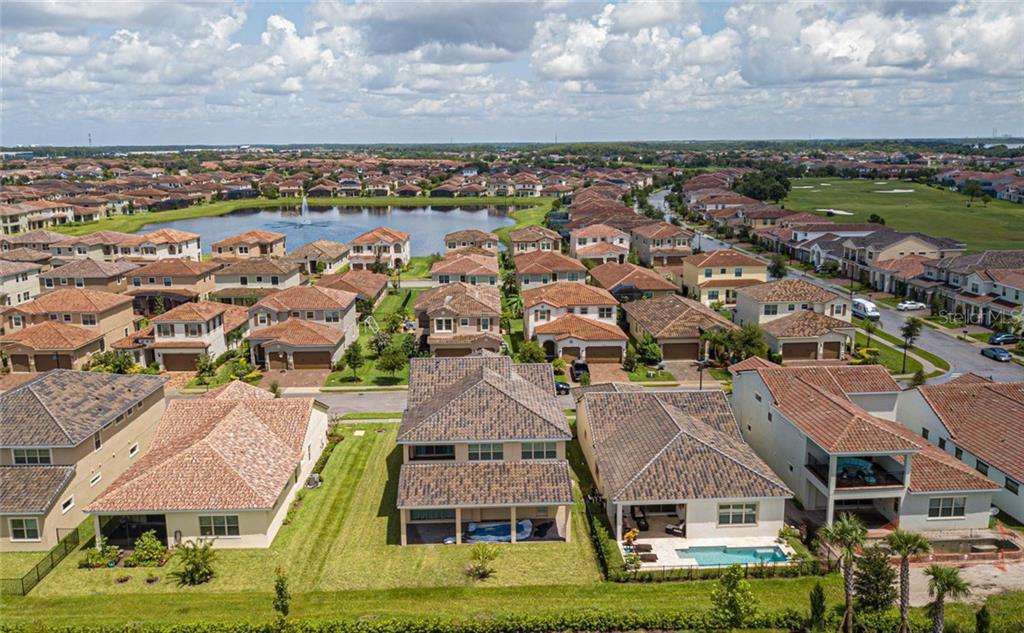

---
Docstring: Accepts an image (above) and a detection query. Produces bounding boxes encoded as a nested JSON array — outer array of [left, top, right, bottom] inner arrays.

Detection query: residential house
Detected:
[[840, 231, 965, 284], [0, 370, 166, 550], [569, 224, 629, 264], [734, 279, 854, 360], [348, 227, 410, 270], [588, 262, 677, 302], [0, 200, 76, 235], [0, 261, 40, 307], [514, 251, 586, 289], [149, 301, 249, 371], [286, 240, 349, 275], [731, 363, 999, 530], [52, 229, 201, 262], [509, 226, 561, 254], [211, 230, 286, 259], [247, 286, 358, 369], [680, 251, 767, 307], [3, 287, 134, 350], [316, 269, 388, 306], [211, 258, 301, 306], [396, 356, 574, 545], [513, 173, 543, 197], [39, 260, 137, 295], [86, 381, 329, 549], [868, 255, 933, 297], [127, 259, 220, 315], [523, 282, 625, 363], [430, 251, 499, 286], [621, 294, 737, 360], [576, 390, 791, 559], [896, 374, 1024, 523], [413, 283, 503, 356], [444, 229, 498, 253], [909, 250, 1024, 320], [1, 229, 67, 254], [630, 222, 693, 266]]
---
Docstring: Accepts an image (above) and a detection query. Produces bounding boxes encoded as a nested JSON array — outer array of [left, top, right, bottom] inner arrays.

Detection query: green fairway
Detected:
[[783, 178, 1024, 252]]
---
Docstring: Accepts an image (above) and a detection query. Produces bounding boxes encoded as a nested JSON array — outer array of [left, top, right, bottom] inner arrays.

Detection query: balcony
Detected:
[[806, 457, 904, 489]]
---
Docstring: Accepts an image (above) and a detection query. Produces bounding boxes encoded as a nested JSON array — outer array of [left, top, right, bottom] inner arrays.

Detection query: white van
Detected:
[[852, 298, 881, 321]]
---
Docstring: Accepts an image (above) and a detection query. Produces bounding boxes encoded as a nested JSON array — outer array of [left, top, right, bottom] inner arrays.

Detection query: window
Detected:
[[599, 307, 614, 319], [162, 277, 172, 287], [128, 443, 139, 458], [438, 274, 450, 284], [928, 497, 966, 519], [92, 432, 103, 451], [976, 459, 989, 476], [305, 311, 315, 320], [703, 268, 712, 278], [460, 318, 470, 327], [12, 315, 22, 327], [198, 515, 240, 537], [468, 443, 503, 461], [157, 324, 173, 337], [410, 445, 455, 461], [734, 267, 743, 277], [44, 278, 54, 288], [763, 304, 778, 316], [718, 503, 757, 525], [132, 277, 141, 286], [89, 473, 102, 487], [9, 518, 40, 542], [955, 447, 963, 460], [707, 290, 720, 300], [257, 312, 269, 326], [480, 317, 491, 331], [1006, 478, 1020, 495], [938, 437, 947, 450], [521, 441, 557, 459], [325, 311, 340, 323], [921, 428, 930, 440], [12, 448, 51, 465], [409, 509, 455, 521], [435, 318, 453, 332], [754, 393, 762, 402], [75, 278, 84, 288], [535, 309, 550, 322], [270, 276, 279, 285], [61, 496, 75, 514]]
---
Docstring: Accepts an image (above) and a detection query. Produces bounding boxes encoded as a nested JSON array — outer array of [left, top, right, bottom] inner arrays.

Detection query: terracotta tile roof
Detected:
[[53, 230, 136, 247], [40, 259, 137, 280], [0, 369, 165, 447], [131, 259, 220, 278], [253, 285, 356, 311], [215, 258, 299, 276], [1, 247, 51, 263], [203, 380, 276, 401], [426, 331, 505, 349], [576, 242, 629, 258], [247, 318, 345, 347], [631, 222, 692, 239], [400, 364, 569, 443], [445, 229, 497, 242], [0, 321, 103, 351], [728, 355, 777, 374], [738, 279, 838, 303], [907, 444, 1000, 493], [683, 250, 764, 269], [8, 288, 131, 314], [316, 269, 387, 299], [522, 281, 617, 309], [211, 230, 285, 247], [571, 224, 628, 239], [570, 382, 644, 400], [142, 228, 200, 244], [151, 300, 246, 330], [514, 251, 586, 275], [579, 391, 790, 503], [0, 260, 41, 277], [762, 311, 854, 338], [87, 395, 321, 512], [350, 226, 409, 245], [430, 252, 499, 276], [698, 278, 764, 289], [287, 239, 349, 260], [917, 379, 1024, 480], [1, 229, 65, 246], [397, 460, 573, 509], [0, 465, 76, 514], [621, 294, 735, 339], [406, 356, 554, 407], [534, 313, 627, 342], [870, 254, 933, 280], [589, 262, 677, 292], [414, 282, 501, 316], [509, 225, 560, 242]]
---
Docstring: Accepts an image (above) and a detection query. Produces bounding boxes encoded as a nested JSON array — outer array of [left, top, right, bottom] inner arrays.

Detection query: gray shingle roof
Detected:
[[406, 356, 553, 407], [397, 460, 573, 508], [0, 465, 75, 514]]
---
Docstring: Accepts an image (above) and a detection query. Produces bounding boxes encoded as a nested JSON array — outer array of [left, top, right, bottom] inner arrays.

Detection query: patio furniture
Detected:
[[630, 506, 650, 531], [632, 543, 653, 553], [664, 522, 685, 537], [639, 553, 658, 563]]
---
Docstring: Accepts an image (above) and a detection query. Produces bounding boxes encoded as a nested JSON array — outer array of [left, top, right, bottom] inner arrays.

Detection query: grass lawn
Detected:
[[783, 178, 1024, 252], [337, 411, 404, 420], [628, 366, 675, 382], [494, 201, 553, 245], [503, 317, 524, 356], [856, 332, 923, 375], [0, 551, 51, 578], [855, 319, 951, 371], [325, 289, 421, 387], [400, 256, 435, 280]]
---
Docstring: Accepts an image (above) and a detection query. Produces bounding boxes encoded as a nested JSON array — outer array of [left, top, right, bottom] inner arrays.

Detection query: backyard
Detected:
[[783, 178, 1024, 252]]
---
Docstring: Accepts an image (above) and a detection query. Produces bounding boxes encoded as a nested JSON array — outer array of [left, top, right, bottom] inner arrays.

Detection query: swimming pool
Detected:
[[676, 545, 789, 566]]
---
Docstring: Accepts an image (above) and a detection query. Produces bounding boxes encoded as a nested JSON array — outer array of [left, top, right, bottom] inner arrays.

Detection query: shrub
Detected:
[[370, 331, 393, 355], [123, 530, 168, 568], [516, 340, 545, 363], [79, 537, 120, 569], [636, 334, 662, 365], [269, 381, 281, 398], [578, 371, 590, 387], [465, 543, 500, 580], [855, 545, 897, 613], [376, 347, 407, 377], [171, 540, 216, 586], [622, 343, 638, 372], [710, 564, 757, 628], [551, 358, 567, 375]]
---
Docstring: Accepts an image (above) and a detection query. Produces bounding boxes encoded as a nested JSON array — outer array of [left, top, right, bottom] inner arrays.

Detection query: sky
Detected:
[[2, 1, 1022, 147]]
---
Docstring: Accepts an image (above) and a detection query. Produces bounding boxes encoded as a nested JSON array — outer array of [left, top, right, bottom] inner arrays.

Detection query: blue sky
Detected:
[[2, 1, 1021, 146]]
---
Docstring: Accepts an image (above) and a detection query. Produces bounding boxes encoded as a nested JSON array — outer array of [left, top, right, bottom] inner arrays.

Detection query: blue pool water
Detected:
[[676, 546, 789, 566]]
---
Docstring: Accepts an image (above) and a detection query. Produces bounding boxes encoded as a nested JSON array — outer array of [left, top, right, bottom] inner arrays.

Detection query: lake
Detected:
[[138, 204, 516, 256]]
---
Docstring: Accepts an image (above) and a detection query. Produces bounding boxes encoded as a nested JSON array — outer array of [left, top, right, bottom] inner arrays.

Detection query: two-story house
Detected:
[[127, 259, 221, 315], [734, 279, 854, 360], [621, 293, 737, 361], [568, 224, 629, 265], [1, 229, 66, 254], [413, 283, 503, 356], [681, 250, 767, 307], [430, 251, 499, 286], [841, 230, 965, 284], [0, 370, 166, 550], [247, 286, 358, 370], [509, 226, 561, 254], [52, 229, 201, 262], [149, 301, 249, 371], [316, 269, 387, 307], [348, 227, 410, 270], [908, 250, 1024, 314], [286, 239, 349, 275], [211, 259, 302, 306], [444, 229, 498, 253], [948, 268, 1024, 328], [630, 222, 693, 266], [39, 260, 137, 295], [211, 230, 286, 259], [0, 261, 40, 307], [396, 357, 574, 545], [522, 282, 625, 363], [588, 262, 678, 302], [513, 251, 586, 289], [731, 361, 998, 531]]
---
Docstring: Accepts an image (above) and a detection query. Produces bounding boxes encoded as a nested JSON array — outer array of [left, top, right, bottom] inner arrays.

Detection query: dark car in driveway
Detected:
[[988, 332, 1020, 346], [981, 347, 1013, 362], [555, 380, 570, 395], [569, 360, 590, 382]]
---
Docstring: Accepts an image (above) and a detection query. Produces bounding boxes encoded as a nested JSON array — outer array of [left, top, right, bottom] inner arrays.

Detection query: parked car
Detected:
[[569, 360, 590, 382], [988, 332, 1020, 346], [852, 298, 881, 321], [981, 347, 1013, 362], [555, 381, 570, 395], [897, 300, 927, 311]]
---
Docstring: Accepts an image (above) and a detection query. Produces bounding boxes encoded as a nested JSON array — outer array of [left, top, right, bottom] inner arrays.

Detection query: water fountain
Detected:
[[299, 195, 310, 225]]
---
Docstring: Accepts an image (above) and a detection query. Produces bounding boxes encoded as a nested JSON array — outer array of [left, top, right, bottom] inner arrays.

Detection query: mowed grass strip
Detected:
[[783, 178, 1024, 252]]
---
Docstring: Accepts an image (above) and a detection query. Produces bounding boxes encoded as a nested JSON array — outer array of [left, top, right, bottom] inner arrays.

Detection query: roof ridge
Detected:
[[479, 369, 568, 434], [611, 396, 686, 499], [24, 381, 73, 445]]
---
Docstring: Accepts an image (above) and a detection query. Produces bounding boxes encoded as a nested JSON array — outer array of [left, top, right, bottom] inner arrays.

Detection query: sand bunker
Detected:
[[816, 208, 854, 216], [791, 185, 816, 189], [875, 189, 915, 193]]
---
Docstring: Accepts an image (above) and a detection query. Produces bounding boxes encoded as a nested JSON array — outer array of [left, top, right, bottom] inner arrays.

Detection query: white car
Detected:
[[897, 300, 927, 311]]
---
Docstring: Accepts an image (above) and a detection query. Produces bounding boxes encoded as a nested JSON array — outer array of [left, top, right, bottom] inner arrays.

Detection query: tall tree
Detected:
[[887, 530, 932, 633], [924, 565, 970, 633], [900, 317, 923, 374], [818, 513, 867, 633], [853, 545, 897, 613]]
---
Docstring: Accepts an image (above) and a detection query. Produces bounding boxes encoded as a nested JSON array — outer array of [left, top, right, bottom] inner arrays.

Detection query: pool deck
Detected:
[[622, 535, 795, 569]]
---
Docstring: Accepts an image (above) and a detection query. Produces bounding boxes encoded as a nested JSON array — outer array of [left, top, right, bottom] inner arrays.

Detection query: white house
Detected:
[[149, 301, 249, 371]]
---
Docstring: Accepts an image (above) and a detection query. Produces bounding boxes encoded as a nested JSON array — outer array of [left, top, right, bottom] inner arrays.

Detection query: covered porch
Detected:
[[399, 504, 571, 545]]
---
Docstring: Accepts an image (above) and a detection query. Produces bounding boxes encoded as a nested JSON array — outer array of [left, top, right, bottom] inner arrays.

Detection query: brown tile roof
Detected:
[[631, 222, 692, 239], [414, 282, 501, 317], [762, 311, 854, 338], [211, 230, 285, 247], [0, 260, 41, 277], [579, 391, 790, 503], [570, 382, 644, 400], [698, 278, 764, 289], [253, 285, 356, 311], [131, 259, 220, 278], [534, 313, 627, 341], [728, 355, 777, 375], [400, 365, 569, 443], [287, 239, 350, 260], [522, 281, 618, 309], [621, 294, 736, 339], [571, 224, 628, 239], [397, 460, 574, 509], [406, 356, 553, 407], [40, 259, 137, 280], [215, 258, 299, 276], [683, 250, 764, 269], [247, 318, 345, 347], [917, 379, 1024, 480], [430, 252, 499, 276], [738, 279, 838, 303], [589, 262, 677, 292], [8, 287, 131, 314], [350, 226, 409, 245], [0, 321, 103, 351], [514, 251, 586, 275], [871, 254, 933, 280], [1, 229, 65, 246], [445, 229, 497, 242], [1, 247, 51, 263], [577, 242, 629, 258], [0, 465, 76, 514], [509, 225, 560, 242], [142, 228, 200, 244], [87, 395, 321, 512], [316, 269, 387, 299], [0, 369, 165, 447]]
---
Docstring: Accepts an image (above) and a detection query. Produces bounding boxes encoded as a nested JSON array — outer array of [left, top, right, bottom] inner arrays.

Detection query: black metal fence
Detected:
[[0, 524, 84, 596]]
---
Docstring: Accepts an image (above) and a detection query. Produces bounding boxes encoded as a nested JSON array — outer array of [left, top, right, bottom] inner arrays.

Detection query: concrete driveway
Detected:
[[587, 364, 630, 383], [260, 368, 330, 389]]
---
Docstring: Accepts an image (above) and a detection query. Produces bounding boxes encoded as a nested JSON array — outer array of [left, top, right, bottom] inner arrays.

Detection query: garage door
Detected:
[[162, 353, 200, 371], [435, 347, 471, 358], [586, 346, 622, 363], [34, 354, 71, 371], [662, 342, 699, 360], [783, 342, 819, 360], [292, 351, 333, 368], [268, 352, 289, 370], [561, 346, 581, 362], [9, 354, 30, 372], [822, 342, 842, 359]]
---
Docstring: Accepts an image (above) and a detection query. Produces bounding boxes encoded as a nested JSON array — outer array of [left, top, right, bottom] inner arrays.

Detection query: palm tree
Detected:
[[900, 317, 923, 374], [863, 319, 877, 348], [924, 565, 970, 633], [887, 530, 932, 633], [818, 513, 867, 633], [700, 328, 730, 364]]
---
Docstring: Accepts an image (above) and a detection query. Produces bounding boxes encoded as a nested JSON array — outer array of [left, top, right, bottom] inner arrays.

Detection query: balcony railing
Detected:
[[806, 459, 904, 489]]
